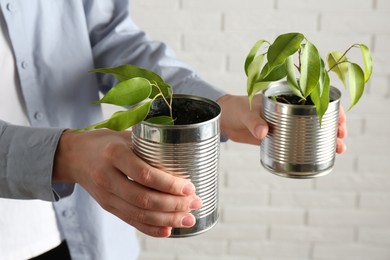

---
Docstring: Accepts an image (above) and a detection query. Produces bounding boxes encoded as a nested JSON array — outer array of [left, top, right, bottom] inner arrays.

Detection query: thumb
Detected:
[[243, 113, 268, 140]]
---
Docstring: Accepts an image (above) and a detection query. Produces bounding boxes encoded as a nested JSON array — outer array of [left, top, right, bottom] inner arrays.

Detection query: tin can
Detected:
[[132, 95, 221, 237], [260, 82, 341, 178]]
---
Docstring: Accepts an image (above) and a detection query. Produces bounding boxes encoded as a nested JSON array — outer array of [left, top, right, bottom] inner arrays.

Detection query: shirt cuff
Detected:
[[0, 123, 72, 201]]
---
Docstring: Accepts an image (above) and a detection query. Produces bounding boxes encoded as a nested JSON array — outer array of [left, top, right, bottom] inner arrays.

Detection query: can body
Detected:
[[132, 95, 221, 237], [260, 82, 341, 178]]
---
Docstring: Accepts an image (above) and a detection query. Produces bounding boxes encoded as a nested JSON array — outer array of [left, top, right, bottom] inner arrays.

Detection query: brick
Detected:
[[182, 0, 274, 11], [331, 154, 356, 172], [360, 192, 390, 209], [260, 258, 311, 260], [183, 32, 273, 54], [179, 256, 256, 260], [176, 52, 226, 74], [333, 114, 364, 138], [375, 34, 390, 52], [271, 191, 356, 208], [132, 10, 222, 32], [271, 225, 354, 243], [366, 75, 390, 98], [131, 0, 179, 10], [308, 209, 390, 227], [370, 51, 390, 75], [308, 33, 372, 54], [220, 149, 261, 174], [224, 206, 305, 225], [197, 223, 268, 240], [229, 241, 311, 258], [277, 0, 373, 10], [225, 11, 318, 32], [138, 255, 175, 260], [143, 238, 227, 255], [321, 11, 390, 34], [344, 136, 390, 156], [227, 53, 247, 73], [144, 32, 182, 52], [343, 96, 390, 116], [377, 0, 390, 8], [220, 188, 268, 206], [357, 155, 390, 174], [358, 227, 390, 246], [198, 72, 246, 96], [365, 115, 390, 136], [224, 140, 260, 152], [315, 173, 390, 190], [313, 244, 390, 259], [226, 167, 315, 190]]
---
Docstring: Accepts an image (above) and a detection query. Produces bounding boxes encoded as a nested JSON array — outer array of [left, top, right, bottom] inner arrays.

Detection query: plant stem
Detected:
[[298, 48, 302, 72], [327, 44, 359, 72], [153, 82, 173, 118]]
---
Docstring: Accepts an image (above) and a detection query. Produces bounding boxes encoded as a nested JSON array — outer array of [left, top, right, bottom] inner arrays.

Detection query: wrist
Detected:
[[52, 130, 79, 183]]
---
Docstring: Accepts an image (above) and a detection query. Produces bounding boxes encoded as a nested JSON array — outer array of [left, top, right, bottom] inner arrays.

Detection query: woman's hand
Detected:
[[53, 129, 202, 237], [217, 94, 347, 154]]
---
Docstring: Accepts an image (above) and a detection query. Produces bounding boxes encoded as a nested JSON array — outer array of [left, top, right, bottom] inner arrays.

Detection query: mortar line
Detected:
[[372, 0, 378, 9], [309, 242, 315, 259], [180, 33, 185, 52], [221, 12, 225, 32], [317, 12, 322, 32], [225, 54, 230, 73], [353, 155, 359, 173], [354, 227, 360, 243]]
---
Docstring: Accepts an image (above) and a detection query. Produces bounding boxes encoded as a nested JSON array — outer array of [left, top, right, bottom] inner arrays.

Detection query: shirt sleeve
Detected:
[[0, 120, 74, 201], [83, 0, 228, 101]]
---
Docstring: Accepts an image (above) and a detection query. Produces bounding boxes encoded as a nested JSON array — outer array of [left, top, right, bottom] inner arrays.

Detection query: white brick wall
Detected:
[[125, 0, 390, 259]]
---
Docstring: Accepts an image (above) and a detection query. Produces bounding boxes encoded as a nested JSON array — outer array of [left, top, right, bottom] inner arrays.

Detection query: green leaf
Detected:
[[78, 101, 152, 131], [145, 116, 175, 125], [358, 44, 373, 82], [247, 54, 266, 108], [93, 77, 152, 106], [299, 40, 321, 97], [244, 39, 267, 76], [258, 62, 288, 82], [310, 60, 330, 126], [327, 51, 348, 87], [266, 32, 304, 76], [248, 81, 271, 109], [90, 65, 172, 98], [348, 63, 365, 111], [286, 55, 304, 99]]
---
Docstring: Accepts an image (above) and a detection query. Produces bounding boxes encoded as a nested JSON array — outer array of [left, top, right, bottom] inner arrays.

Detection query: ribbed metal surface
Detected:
[[132, 95, 221, 237], [260, 82, 341, 178], [132, 134, 220, 219]]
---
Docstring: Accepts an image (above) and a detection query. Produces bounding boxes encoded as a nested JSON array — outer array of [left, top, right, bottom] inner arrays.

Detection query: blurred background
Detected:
[[109, 0, 390, 259]]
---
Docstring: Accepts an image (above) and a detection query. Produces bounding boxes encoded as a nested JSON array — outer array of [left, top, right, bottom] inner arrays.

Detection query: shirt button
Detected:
[[6, 3, 16, 12], [34, 112, 44, 120], [62, 210, 75, 218], [21, 61, 29, 69]]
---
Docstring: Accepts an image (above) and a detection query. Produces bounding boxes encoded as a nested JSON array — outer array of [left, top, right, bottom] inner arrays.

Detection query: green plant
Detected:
[[78, 65, 174, 131], [245, 32, 373, 124]]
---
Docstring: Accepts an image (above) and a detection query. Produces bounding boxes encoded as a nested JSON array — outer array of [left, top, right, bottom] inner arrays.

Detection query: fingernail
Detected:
[[182, 215, 195, 227], [254, 125, 265, 139], [182, 183, 195, 195], [190, 198, 203, 210], [158, 227, 172, 237], [255, 125, 263, 138]]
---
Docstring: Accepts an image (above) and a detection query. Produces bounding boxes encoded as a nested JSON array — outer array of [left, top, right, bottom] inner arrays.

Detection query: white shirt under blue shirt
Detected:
[[0, 0, 226, 259]]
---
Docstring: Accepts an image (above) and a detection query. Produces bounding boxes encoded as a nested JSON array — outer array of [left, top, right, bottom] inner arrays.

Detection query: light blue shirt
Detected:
[[0, 0, 226, 259]]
